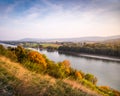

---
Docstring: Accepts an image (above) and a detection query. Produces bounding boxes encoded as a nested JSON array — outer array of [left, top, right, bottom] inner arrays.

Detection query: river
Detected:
[[38, 49, 120, 91]]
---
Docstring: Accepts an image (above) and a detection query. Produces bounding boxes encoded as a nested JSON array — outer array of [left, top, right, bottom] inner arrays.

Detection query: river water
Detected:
[[38, 49, 120, 91]]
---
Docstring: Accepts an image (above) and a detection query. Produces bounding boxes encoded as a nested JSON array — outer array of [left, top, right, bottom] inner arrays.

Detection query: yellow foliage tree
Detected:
[[28, 51, 47, 68], [62, 60, 70, 68], [61, 60, 71, 74]]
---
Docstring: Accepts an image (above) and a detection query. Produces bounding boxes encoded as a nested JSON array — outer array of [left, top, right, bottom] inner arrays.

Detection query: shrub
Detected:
[[99, 86, 114, 95], [23, 60, 46, 73], [0, 45, 7, 55], [84, 73, 97, 84], [14, 46, 27, 63], [0, 45, 17, 61]]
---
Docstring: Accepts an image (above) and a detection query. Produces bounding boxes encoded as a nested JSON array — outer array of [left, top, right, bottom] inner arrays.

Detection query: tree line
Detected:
[[58, 42, 120, 57]]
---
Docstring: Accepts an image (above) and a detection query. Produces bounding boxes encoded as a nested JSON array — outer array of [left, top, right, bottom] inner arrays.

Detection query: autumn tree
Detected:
[[61, 60, 71, 74], [75, 71, 83, 79], [28, 51, 47, 68]]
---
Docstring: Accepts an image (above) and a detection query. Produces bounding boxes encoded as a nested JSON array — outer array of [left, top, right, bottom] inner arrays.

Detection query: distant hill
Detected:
[[103, 38, 120, 43], [20, 35, 120, 42]]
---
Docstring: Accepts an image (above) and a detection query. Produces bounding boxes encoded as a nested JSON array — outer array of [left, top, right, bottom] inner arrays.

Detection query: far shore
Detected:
[[58, 51, 120, 62], [79, 54, 120, 62]]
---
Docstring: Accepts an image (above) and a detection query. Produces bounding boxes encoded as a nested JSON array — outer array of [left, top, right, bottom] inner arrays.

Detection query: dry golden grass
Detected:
[[0, 56, 56, 95], [0, 56, 55, 83], [0, 55, 104, 96], [63, 79, 102, 96]]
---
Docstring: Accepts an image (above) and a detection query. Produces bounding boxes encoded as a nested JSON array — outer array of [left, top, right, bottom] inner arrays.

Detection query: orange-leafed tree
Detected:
[[28, 51, 47, 68], [61, 60, 71, 74], [75, 71, 83, 79], [62, 60, 70, 68]]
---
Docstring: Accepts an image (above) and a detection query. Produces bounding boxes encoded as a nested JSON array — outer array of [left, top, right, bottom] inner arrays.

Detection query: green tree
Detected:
[[15, 46, 27, 63], [84, 73, 97, 85]]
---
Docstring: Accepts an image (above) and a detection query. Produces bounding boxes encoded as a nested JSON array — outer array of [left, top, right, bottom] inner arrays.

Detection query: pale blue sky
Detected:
[[0, 0, 120, 40]]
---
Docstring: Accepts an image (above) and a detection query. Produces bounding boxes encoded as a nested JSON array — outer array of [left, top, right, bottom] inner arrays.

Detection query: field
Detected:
[[40, 43, 62, 48]]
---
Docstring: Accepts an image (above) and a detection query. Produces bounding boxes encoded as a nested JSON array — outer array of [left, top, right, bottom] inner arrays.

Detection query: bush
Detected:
[[0, 45, 17, 61], [99, 86, 115, 96], [84, 73, 97, 85], [0, 45, 6, 55], [23, 60, 46, 74], [47, 62, 65, 78], [14, 46, 27, 63]]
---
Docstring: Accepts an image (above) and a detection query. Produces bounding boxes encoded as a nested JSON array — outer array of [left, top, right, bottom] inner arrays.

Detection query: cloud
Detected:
[[0, 0, 120, 40]]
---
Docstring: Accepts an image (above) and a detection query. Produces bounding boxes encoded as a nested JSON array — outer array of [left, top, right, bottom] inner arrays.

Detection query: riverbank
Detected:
[[58, 51, 120, 62], [79, 54, 120, 62]]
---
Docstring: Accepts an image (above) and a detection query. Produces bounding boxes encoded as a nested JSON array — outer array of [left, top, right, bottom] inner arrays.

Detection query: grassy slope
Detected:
[[0, 56, 101, 96]]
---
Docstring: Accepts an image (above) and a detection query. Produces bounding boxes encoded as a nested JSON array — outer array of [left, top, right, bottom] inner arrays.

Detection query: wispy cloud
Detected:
[[0, 0, 120, 40]]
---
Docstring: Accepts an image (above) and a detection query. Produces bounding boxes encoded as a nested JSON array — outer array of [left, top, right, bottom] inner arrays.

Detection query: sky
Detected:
[[0, 0, 120, 40]]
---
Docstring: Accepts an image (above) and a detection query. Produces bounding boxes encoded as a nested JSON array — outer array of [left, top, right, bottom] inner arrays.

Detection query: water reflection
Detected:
[[58, 51, 120, 63]]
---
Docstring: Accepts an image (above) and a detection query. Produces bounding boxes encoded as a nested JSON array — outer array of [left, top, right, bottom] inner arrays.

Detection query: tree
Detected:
[[15, 46, 27, 63], [28, 51, 47, 68], [84, 73, 97, 85], [75, 71, 82, 79], [60, 60, 71, 74]]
